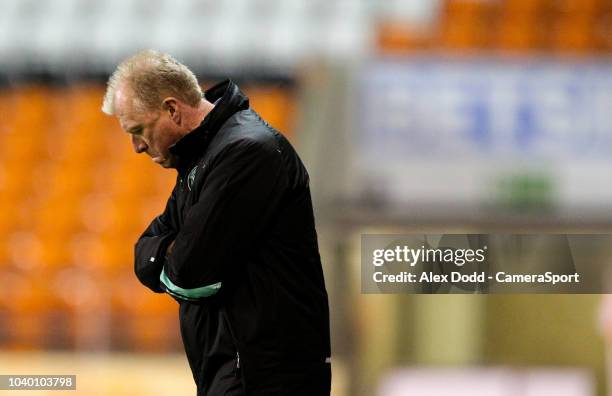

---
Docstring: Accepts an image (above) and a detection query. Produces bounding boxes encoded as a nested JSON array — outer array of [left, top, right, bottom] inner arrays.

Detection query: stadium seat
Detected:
[[111, 270, 180, 351], [438, 0, 499, 50], [496, 16, 545, 50], [593, 12, 612, 51], [376, 21, 432, 53], [5, 231, 45, 272], [51, 267, 108, 349], [39, 235, 72, 271], [34, 197, 84, 238], [0, 270, 55, 350], [442, 0, 496, 19], [69, 232, 107, 271], [554, 0, 603, 16], [551, 15, 597, 52], [439, 17, 490, 49], [0, 196, 35, 234], [247, 86, 296, 137], [502, 0, 551, 16]]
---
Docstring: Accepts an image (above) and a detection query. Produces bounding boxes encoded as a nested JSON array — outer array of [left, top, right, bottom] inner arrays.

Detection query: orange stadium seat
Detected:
[[70, 85, 106, 115], [2, 133, 48, 164], [551, 14, 597, 52], [138, 194, 172, 227], [108, 159, 159, 196], [0, 197, 36, 233], [38, 235, 72, 271], [0, 89, 17, 130], [50, 162, 96, 196], [0, 190, 25, 232], [593, 12, 612, 51], [111, 270, 180, 351], [152, 170, 177, 196], [502, 0, 551, 16], [246, 86, 296, 139], [70, 231, 135, 274], [5, 231, 45, 272], [79, 189, 151, 237], [438, 0, 498, 50], [0, 270, 55, 350], [51, 267, 109, 349], [376, 21, 433, 53], [34, 197, 84, 238], [495, 16, 545, 51], [59, 133, 109, 162], [443, 0, 498, 19], [69, 232, 107, 271], [554, 0, 603, 16], [439, 17, 491, 49], [0, 236, 8, 269], [79, 192, 116, 234], [13, 86, 54, 126], [98, 235, 135, 273]]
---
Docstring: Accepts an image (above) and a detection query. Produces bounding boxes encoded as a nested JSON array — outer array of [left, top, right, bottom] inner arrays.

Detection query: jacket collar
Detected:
[[169, 79, 250, 172]]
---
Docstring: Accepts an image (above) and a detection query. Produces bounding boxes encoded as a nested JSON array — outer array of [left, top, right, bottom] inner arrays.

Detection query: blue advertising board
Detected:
[[349, 58, 612, 221]]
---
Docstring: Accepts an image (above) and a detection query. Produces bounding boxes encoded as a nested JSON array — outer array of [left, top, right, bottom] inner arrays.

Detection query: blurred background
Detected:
[[0, 0, 611, 395]]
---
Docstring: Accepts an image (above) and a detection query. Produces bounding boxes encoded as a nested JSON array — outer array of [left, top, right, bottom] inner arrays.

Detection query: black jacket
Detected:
[[134, 80, 331, 395]]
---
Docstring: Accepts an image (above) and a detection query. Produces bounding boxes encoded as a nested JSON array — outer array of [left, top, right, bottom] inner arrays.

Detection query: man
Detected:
[[102, 50, 331, 395]]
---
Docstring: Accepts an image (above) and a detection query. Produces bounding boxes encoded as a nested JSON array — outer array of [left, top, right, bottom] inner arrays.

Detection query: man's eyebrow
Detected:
[[127, 124, 142, 133]]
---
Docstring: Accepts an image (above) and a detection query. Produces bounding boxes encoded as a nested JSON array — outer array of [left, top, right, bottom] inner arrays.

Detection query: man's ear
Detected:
[[162, 98, 180, 124]]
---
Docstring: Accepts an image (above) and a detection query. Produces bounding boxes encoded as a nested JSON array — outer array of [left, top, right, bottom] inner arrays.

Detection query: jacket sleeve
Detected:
[[134, 183, 180, 293], [159, 138, 286, 301]]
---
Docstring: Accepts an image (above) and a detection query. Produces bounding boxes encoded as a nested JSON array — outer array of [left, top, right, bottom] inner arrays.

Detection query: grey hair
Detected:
[[102, 49, 203, 115]]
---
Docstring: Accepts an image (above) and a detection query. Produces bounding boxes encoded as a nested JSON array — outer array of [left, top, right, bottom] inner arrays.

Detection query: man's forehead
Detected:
[[114, 86, 134, 116], [117, 106, 138, 130], [115, 87, 145, 129]]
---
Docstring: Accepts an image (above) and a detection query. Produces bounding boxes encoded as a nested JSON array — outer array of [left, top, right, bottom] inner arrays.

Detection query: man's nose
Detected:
[[131, 135, 147, 154]]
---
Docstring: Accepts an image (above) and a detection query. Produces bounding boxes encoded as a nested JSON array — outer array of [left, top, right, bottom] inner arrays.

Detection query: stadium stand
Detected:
[[0, 82, 295, 351]]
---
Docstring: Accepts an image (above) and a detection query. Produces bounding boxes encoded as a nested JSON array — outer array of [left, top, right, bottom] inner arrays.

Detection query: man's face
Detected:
[[115, 87, 184, 168]]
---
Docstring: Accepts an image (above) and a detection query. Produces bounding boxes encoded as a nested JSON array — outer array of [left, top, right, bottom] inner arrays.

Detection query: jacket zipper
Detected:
[[222, 307, 242, 378]]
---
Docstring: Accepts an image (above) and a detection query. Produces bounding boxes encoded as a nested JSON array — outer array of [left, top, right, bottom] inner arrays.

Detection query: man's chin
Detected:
[[158, 157, 178, 169]]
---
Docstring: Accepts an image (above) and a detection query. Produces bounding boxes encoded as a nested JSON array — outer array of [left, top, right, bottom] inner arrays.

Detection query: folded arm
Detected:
[[159, 138, 286, 301]]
